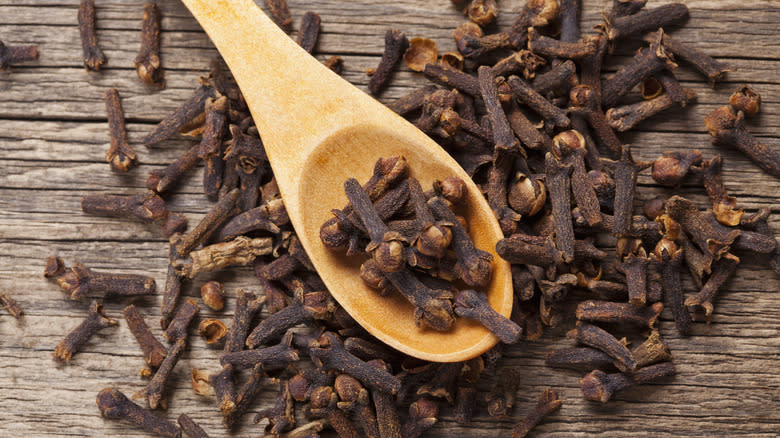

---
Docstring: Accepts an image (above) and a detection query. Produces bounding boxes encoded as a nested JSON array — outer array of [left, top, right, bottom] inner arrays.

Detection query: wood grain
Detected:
[[0, 0, 778, 436]]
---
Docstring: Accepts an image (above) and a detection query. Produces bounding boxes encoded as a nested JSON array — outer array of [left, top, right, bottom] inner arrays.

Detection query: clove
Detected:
[[134, 2, 164, 87], [78, 0, 106, 71], [97, 388, 180, 438], [53, 300, 117, 363]]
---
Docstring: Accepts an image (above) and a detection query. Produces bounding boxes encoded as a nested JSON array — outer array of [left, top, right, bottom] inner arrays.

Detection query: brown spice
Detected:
[[368, 29, 409, 95], [104, 89, 137, 172], [403, 37, 437, 72], [53, 300, 117, 363], [0, 293, 23, 320], [511, 388, 562, 437], [134, 2, 164, 87], [265, 0, 293, 31], [97, 388, 180, 438], [297, 12, 321, 53], [82, 191, 186, 238], [78, 0, 106, 71], [124, 304, 167, 369], [0, 40, 38, 70]]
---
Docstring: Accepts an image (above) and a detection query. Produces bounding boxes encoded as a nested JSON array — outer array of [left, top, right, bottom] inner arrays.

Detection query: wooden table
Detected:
[[1, 0, 779, 436]]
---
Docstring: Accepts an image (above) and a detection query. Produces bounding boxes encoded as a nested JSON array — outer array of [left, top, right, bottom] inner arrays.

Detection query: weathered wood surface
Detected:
[[0, 0, 779, 436]]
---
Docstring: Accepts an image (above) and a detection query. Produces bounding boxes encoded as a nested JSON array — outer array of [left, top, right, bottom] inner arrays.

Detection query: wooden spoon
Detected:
[[181, 0, 511, 362]]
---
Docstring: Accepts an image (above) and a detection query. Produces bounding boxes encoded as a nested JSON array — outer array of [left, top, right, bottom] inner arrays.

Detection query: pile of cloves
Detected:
[[319, 159, 523, 341], [33, 0, 780, 437]]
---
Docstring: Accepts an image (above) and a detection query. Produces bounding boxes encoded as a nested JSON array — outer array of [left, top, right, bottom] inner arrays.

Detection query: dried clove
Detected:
[[653, 238, 692, 335], [78, 0, 106, 71], [605, 3, 689, 41], [216, 198, 288, 241], [135, 338, 187, 409], [705, 105, 780, 179], [221, 334, 299, 370], [164, 298, 200, 342], [601, 33, 677, 108], [684, 253, 740, 320], [245, 291, 332, 348], [511, 388, 562, 438], [401, 398, 439, 438], [177, 413, 210, 438], [580, 362, 676, 402], [82, 191, 186, 238], [576, 300, 663, 329], [104, 89, 137, 172], [508, 75, 570, 128], [649, 29, 732, 84], [224, 289, 265, 353], [334, 374, 381, 438], [210, 364, 237, 416], [428, 196, 493, 287], [223, 363, 278, 427], [148, 144, 201, 194], [665, 195, 740, 259], [97, 388, 180, 438], [51, 258, 156, 300], [508, 0, 560, 49], [254, 379, 295, 435], [311, 333, 401, 395], [531, 59, 576, 97], [455, 289, 522, 344], [569, 84, 622, 159], [528, 28, 597, 60], [650, 149, 702, 187], [53, 300, 117, 363], [454, 385, 478, 424], [135, 2, 164, 87], [545, 347, 617, 370], [144, 83, 217, 147], [479, 66, 520, 153], [369, 29, 409, 95], [423, 63, 481, 97], [0, 40, 38, 70], [567, 322, 636, 372], [265, 0, 292, 31], [124, 304, 167, 369], [0, 293, 23, 320], [544, 152, 575, 262], [607, 88, 696, 132], [297, 12, 321, 54], [307, 385, 360, 438], [486, 367, 520, 417]]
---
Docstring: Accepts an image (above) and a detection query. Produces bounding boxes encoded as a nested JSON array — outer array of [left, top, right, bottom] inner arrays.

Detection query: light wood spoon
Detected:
[[181, 0, 511, 362]]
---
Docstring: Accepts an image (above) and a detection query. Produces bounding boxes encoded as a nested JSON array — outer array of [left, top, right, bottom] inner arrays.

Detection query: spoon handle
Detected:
[[180, 0, 366, 168]]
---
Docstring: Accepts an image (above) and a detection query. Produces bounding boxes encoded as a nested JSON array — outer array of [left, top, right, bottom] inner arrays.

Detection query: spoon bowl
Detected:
[[182, 0, 512, 361]]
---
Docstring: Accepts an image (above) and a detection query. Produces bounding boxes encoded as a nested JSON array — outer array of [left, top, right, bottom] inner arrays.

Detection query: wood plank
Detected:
[[1, 0, 779, 436]]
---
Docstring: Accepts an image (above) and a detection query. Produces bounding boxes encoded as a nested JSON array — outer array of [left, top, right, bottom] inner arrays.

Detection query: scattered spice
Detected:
[[97, 388, 180, 438], [403, 37, 437, 72], [368, 29, 409, 95], [0, 40, 38, 70], [134, 2, 164, 87], [297, 12, 321, 54], [77, 0, 106, 71], [104, 88, 137, 172], [53, 300, 117, 363], [0, 293, 24, 320]]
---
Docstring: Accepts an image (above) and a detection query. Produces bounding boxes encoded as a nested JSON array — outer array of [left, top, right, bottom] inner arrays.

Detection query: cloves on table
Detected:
[[124, 304, 167, 369], [78, 0, 106, 71], [82, 191, 186, 238], [310, 332, 401, 395], [53, 300, 117, 363], [135, 337, 187, 409], [580, 361, 676, 403], [567, 322, 637, 372], [97, 388, 181, 438], [48, 257, 156, 300], [0, 40, 38, 70], [177, 413, 210, 438], [164, 298, 200, 342], [334, 374, 381, 438], [224, 289, 265, 353], [653, 237, 693, 335], [104, 88, 137, 172], [511, 388, 562, 438], [576, 300, 663, 329], [265, 0, 293, 32], [607, 88, 696, 132], [648, 28, 733, 84], [297, 12, 321, 54], [144, 82, 217, 147], [604, 2, 689, 41], [455, 289, 522, 344], [368, 29, 409, 95], [705, 104, 780, 179], [0, 293, 24, 320], [134, 2, 164, 87]]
